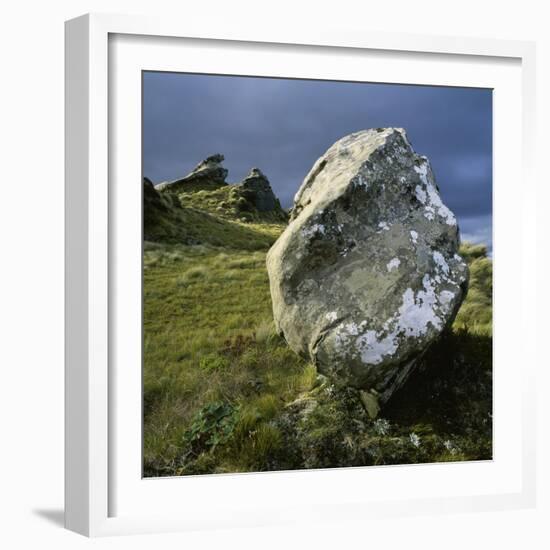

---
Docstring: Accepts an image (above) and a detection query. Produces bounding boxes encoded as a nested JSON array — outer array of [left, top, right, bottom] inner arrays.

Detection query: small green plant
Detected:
[[183, 401, 239, 455]]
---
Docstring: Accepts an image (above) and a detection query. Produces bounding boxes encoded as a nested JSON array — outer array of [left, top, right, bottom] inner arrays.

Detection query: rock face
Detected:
[[143, 176, 188, 242], [266, 128, 468, 413], [156, 154, 228, 192], [144, 175, 180, 220], [237, 168, 280, 212]]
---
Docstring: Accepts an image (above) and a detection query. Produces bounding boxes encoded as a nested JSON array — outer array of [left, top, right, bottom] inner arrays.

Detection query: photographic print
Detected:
[[142, 72, 492, 477]]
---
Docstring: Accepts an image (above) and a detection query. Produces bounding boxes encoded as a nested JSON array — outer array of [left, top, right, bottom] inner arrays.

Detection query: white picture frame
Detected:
[[65, 12, 537, 537]]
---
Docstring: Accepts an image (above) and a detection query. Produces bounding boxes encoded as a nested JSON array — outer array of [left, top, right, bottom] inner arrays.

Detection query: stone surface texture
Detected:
[[266, 128, 468, 408]]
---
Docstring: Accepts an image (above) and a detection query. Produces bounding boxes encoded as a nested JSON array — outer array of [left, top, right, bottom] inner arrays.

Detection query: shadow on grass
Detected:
[[264, 328, 493, 471], [384, 329, 492, 450]]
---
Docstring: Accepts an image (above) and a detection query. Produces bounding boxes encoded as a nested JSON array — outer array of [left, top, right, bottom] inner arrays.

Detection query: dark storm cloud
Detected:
[[143, 72, 492, 247]]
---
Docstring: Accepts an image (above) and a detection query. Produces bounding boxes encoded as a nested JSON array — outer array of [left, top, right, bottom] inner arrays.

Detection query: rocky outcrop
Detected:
[[143, 176, 186, 242], [156, 154, 228, 193], [236, 168, 280, 212], [144, 175, 180, 216], [148, 154, 288, 226], [266, 128, 468, 415]]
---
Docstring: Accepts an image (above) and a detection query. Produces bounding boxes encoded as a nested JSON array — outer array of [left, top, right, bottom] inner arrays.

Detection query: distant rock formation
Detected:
[[150, 154, 288, 222], [156, 154, 228, 193], [236, 168, 281, 212], [266, 128, 468, 416]]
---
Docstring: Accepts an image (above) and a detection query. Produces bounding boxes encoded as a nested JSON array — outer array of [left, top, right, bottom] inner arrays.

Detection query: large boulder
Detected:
[[266, 128, 468, 415]]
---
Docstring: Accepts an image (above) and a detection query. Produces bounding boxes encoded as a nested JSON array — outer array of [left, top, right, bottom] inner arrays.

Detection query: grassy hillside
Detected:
[[143, 233, 313, 475], [143, 200, 493, 475], [144, 178, 284, 247], [174, 183, 288, 224]]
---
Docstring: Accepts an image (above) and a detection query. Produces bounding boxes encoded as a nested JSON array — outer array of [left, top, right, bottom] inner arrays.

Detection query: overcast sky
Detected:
[[143, 72, 492, 250]]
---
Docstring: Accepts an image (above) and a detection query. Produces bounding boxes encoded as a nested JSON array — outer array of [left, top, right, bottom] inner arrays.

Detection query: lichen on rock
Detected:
[[266, 128, 468, 413]]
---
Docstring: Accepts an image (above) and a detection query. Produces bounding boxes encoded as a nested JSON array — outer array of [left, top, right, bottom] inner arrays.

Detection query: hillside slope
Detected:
[[143, 159, 492, 476]]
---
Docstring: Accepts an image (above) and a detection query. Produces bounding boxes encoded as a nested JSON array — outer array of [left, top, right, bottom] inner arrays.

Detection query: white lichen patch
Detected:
[[334, 274, 448, 366], [410, 230, 418, 244], [333, 320, 366, 351], [301, 223, 325, 239], [433, 251, 450, 276], [439, 290, 455, 307], [414, 162, 429, 182], [378, 221, 391, 231], [426, 185, 456, 225], [343, 321, 365, 336], [355, 329, 399, 365], [353, 174, 369, 188], [396, 275, 443, 337], [386, 257, 401, 272], [414, 162, 456, 226], [415, 185, 427, 204], [424, 210, 435, 221], [325, 311, 338, 323]]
